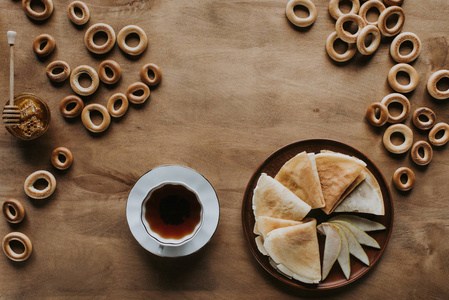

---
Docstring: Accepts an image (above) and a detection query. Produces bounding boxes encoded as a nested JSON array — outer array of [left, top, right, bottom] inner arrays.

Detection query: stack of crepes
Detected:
[[252, 150, 384, 284]]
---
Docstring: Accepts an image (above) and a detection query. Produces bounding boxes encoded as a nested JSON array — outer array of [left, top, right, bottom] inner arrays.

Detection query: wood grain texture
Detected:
[[0, 0, 448, 298]]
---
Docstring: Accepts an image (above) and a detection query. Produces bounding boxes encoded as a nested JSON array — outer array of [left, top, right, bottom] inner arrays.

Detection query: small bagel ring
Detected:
[[365, 102, 389, 127], [329, 0, 360, 20], [22, 0, 54, 21], [107, 93, 129, 118], [46, 60, 71, 83], [98, 60, 122, 85], [410, 141, 433, 166], [378, 6, 405, 37], [356, 24, 381, 55], [59, 95, 84, 119], [390, 32, 422, 63], [387, 63, 419, 93], [335, 13, 366, 43], [429, 122, 449, 147], [2, 232, 33, 262], [412, 107, 436, 131], [384, 0, 403, 6], [393, 167, 415, 191], [2, 199, 26, 224], [84, 23, 116, 55], [117, 25, 148, 56], [358, 0, 385, 26], [285, 0, 317, 27], [380, 93, 410, 123], [427, 70, 449, 100], [81, 104, 111, 133], [33, 34, 56, 57], [51, 147, 73, 170], [325, 31, 357, 63], [383, 123, 413, 154], [70, 65, 100, 96], [67, 1, 90, 25], [126, 82, 150, 104], [140, 63, 162, 86], [24, 170, 57, 199]]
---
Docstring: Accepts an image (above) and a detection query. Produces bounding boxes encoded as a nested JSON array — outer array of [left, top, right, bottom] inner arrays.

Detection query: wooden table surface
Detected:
[[1, 0, 448, 298]]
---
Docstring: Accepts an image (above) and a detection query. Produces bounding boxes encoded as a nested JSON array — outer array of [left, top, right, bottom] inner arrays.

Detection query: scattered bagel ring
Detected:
[[380, 93, 410, 123], [335, 13, 366, 43], [117, 25, 148, 56], [2, 232, 33, 262], [2, 199, 25, 224], [383, 123, 413, 154], [410, 141, 433, 166], [98, 60, 122, 85], [328, 0, 360, 20], [126, 82, 150, 104], [365, 102, 389, 127], [84, 23, 116, 55], [427, 70, 449, 100], [358, 0, 385, 26], [107, 93, 129, 118], [70, 65, 100, 96], [140, 63, 162, 86], [356, 24, 381, 56], [412, 107, 436, 131], [51, 147, 73, 170], [378, 6, 405, 37], [387, 63, 419, 93], [22, 0, 54, 21], [428, 122, 449, 147], [46, 60, 71, 83], [392, 167, 415, 192], [59, 95, 84, 119], [81, 104, 111, 133], [390, 32, 421, 63], [325, 31, 357, 63], [67, 1, 90, 25], [285, 0, 317, 27], [32, 34, 56, 57], [24, 170, 57, 199], [384, 0, 403, 6]]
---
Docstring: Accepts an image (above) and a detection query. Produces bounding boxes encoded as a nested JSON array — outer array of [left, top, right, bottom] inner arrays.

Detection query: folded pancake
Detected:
[[275, 151, 325, 209], [252, 173, 311, 221], [315, 152, 367, 214], [263, 218, 321, 284], [334, 168, 385, 215], [255, 216, 304, 240]]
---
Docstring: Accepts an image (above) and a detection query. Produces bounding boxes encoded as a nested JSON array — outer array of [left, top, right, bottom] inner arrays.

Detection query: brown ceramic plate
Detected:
[[242, 139, 393, 292]]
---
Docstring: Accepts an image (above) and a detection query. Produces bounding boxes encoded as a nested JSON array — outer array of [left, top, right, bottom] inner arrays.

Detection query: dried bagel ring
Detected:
[[22, 0, 53, 21], [46, 60, 71, 83], [325, 31, 357, 63], [2, 232, 32, 262], [24, 170, 57, 199], [126, 82, 150, 104], [107, 93, 129, 118], [384, 0, 403, 6], [51, 147, 73, 170], [81, 104, 111, 133], [390, 32, 421, 63], [98, 60, 122, 85], [329, 0, 360, 20], [67, 1, 90, 25], [410, 141, 433, 166], [33, 34, 56, 57], [387, 63, 419, 93], [378, 6, 405, 37], [285, 0, 317, 27], [383, 124, 413, 154], [358, 0, 385, 26], [427, 70, 449, 100], [84, 23, 116, 55], [140, 63, 162, 86], [428, 122, 449, 147], [356, 24, 381, 55], [70, 65, 100, 96], [59, 95, 84, 119], [117, 25, 148, 56], [365, 102, 388, 127], [2, 199, 26, 224], [412, 107, 436, 131], [393, 167, 415, 191], [380, 93, 410, 123], [335, 13, 366, 43]]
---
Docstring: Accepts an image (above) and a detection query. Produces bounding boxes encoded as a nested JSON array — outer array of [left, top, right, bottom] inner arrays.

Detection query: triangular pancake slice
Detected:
[[275, 151, 325, 209], [254, 216, 304, 240], [264, 218, 321, 284]]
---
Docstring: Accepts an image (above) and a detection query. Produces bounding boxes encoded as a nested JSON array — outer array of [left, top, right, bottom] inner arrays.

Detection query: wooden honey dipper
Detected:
[[2, 31, 21, 126]]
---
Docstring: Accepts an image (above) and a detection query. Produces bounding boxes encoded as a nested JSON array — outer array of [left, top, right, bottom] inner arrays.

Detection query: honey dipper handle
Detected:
[[7, 31, 16, 106]]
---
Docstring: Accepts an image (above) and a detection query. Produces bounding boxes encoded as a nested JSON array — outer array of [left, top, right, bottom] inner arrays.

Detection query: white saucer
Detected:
[[126, 165, 220, 257]]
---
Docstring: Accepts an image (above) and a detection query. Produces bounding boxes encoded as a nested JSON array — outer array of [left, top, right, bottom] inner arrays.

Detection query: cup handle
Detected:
[[158, 245, 164, 255]]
